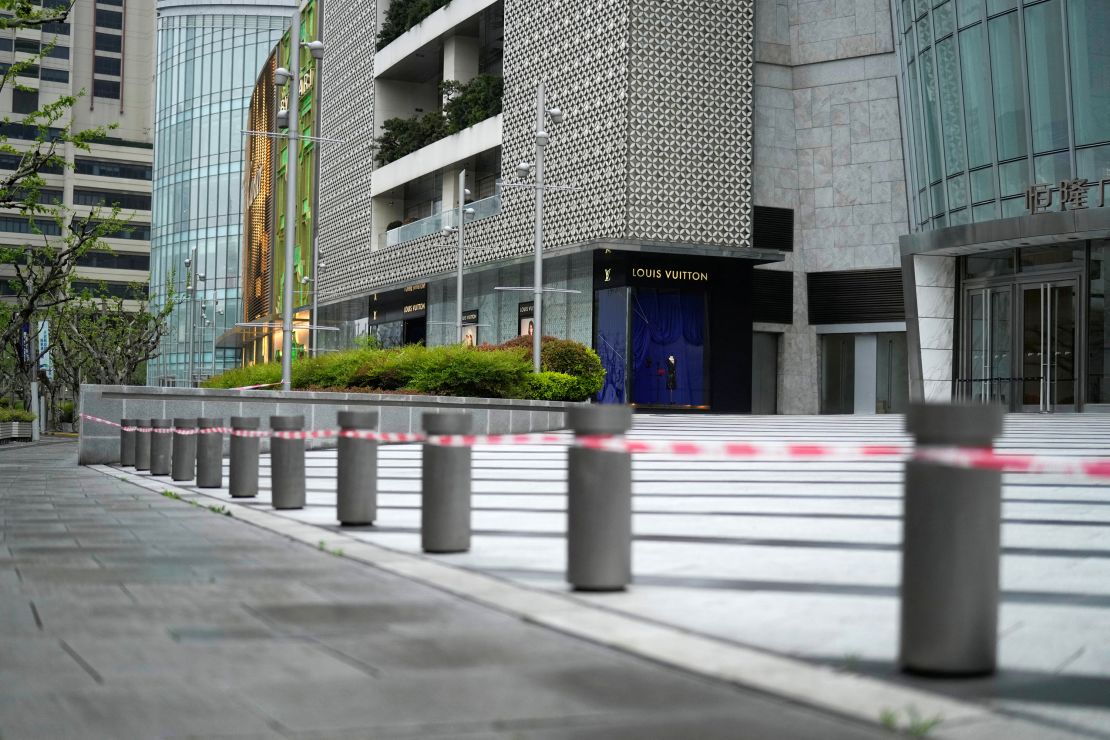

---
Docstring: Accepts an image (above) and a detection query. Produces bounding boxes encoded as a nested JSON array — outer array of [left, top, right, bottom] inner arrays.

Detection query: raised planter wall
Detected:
[[77, 385, 581, 465], [0, 422, 32, 443]]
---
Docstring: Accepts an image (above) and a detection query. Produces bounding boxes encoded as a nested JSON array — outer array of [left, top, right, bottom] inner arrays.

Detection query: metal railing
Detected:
[[384, 194, 502, 248]]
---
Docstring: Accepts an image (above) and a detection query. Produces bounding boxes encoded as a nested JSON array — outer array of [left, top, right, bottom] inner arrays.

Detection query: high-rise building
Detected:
[[0, 0, 156, 311], [146, 0, 295, 386], [897, 0, 1110, 413]]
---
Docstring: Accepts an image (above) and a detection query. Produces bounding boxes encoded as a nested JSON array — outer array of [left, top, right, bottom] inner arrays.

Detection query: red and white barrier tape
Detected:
[[79, 413, 1110, 478], [231, 382, 283, 391]]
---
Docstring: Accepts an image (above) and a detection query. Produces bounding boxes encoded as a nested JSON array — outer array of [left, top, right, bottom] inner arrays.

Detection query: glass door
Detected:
[[1021, 280, 1078, 412], [963, 286, 1013, 406]]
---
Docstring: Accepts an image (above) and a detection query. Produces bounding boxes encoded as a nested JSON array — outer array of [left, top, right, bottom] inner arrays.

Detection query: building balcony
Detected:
[[385, 192, 501, 248], [371, 114, 501, 197], [374, 0, 502, 81]]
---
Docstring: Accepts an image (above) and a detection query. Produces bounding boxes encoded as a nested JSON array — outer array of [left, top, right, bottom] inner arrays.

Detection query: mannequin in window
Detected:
[[666, 355, 677, 404]]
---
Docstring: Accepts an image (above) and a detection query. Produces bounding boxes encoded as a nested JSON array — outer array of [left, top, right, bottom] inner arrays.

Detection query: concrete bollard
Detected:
[[229, 417, 260, 498], [119, 418, 136, 467], [421, 412, 472, 553], [337, 411, 379, 526], [149, 419, 174, 476], [900, 402, 1005, 676], [171, 418, 197, 482], [567, 405, 633, 592], [195, 417, 224, 489], [134, 419, 152, 471], [269, 415, 306, 510]]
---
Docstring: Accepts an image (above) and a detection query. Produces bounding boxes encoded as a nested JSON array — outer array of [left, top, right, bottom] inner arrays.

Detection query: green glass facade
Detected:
[[897, 0, 1110, 228]]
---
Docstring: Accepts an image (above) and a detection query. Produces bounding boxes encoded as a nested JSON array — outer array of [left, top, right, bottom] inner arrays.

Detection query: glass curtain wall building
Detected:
[[148, 0, 295, 386], [897, 0, 1110, 227], [897, 0, 1110, 412]]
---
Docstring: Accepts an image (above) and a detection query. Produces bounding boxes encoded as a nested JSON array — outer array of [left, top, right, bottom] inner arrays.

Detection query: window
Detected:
[[960, 24, 992, 169], [44, 44, 69, 59], [93, 79, 120, 99], [73, 188, 151, 210], [0, 38, 10, 51], [94, 55, 121, 76], [14, 38, 38, 54], [40, 67, 68, 83], [0, 153, 62, 174], [1024, 0, 1068, 154], [12, 88, 37, 114], [71, 281, 148, 299], [1, 62, 40, 78], [936, 36, 967, 175], [94, 9, 122, 29], [0, 216, 60, 235], [41, 22, 69, 35], [1069, 0, 1110, 147], [76, 251, 150, 270], [94, 32, 121, 53], [988, 12, 1027, 161], [75, 158, 152, 180]]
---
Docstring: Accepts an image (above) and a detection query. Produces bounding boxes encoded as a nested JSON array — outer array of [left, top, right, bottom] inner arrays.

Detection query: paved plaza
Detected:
[[0, 439, 902, 739], [118, 412, 1110, 739]]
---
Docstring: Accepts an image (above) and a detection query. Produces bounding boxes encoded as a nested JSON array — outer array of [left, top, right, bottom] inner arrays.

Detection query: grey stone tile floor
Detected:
[[166, 413, 1110, 739], [0, 438, 892, 739]]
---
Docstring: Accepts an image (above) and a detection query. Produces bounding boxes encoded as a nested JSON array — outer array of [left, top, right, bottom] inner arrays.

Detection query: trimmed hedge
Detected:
[[0, 407, 35, 422], [202, 339, 604, 402]]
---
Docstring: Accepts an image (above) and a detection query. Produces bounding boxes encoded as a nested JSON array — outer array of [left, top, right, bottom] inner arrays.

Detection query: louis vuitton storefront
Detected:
[[592, 251, 757, 413]]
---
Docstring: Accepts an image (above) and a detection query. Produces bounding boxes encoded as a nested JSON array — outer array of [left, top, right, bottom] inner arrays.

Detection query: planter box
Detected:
[[0, 422, 32, 442]]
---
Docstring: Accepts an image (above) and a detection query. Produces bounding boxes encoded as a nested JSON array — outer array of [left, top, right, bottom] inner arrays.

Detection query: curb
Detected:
[[95, 464, 1085, 740]]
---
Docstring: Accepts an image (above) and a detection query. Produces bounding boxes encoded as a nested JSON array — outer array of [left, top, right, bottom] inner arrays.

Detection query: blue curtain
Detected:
[[630, 288, 706, 406]]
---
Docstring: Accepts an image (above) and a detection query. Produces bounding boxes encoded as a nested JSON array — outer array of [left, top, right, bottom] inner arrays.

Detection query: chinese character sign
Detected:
[[1026, 178, 1110, 215]]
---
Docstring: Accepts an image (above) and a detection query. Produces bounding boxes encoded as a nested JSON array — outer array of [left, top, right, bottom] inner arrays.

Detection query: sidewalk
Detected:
[[0, 440, 893, 739], [104, 412, 1110, 740]]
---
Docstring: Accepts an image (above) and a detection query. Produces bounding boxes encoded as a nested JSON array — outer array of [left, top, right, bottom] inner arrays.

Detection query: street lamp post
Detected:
[[274, 11, 324, 390], [184, 245, 205, 387], [513, 82, 563, 373]]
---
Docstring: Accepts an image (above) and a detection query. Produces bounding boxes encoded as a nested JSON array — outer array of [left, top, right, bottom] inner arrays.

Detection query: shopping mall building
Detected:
[[233, 0, 1108, 414]]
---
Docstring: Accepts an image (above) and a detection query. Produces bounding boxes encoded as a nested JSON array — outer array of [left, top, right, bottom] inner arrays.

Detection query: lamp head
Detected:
[[535, 131, 550, 147], [183, 257, 192, 268], [303, 40, 325, 60], [300, 276, 311, 285], [274, 67, 292, 86], [546, 106, 564, 125], [276, 109, 289, 128], [515, 161, 533, 179]]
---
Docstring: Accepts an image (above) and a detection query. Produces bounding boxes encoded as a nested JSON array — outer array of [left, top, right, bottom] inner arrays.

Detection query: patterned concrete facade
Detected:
[[752, 0, 911, 413], [317, 0, 756, 302]]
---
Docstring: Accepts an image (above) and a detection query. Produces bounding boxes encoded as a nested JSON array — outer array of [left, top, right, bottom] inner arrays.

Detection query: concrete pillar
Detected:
[[421, 412, 472, 553], [149, 419, 173, 476], [195, 417, 224, 489], [171, 418, 197, 482], [269, 415, 305, 510], [567, 405, 633, 591], [337, 411, 378, 526], [134, 419, 152, 471], [854, 334, 878, 415], [119, 419, 136, 467], [900, 403, 1004, 676], [229, 417, 260, 498]]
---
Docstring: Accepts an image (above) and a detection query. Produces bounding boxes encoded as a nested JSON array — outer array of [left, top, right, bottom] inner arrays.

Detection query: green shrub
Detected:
[[291, 349, 378, 389], [350, 345, 429, 390], [408, 345, 531, 398], [525, 372, 589, 401], [0, 407, 35, 422], [201, 362, 281, 389], [376, 0, 451, 50], [498, 335, 605, 399]]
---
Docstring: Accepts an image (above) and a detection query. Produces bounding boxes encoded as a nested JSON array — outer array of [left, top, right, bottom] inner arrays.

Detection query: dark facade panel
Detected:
[[752, 268, 793, 324], [753, 205, 794, 252], [807, 269, 905, 324]]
